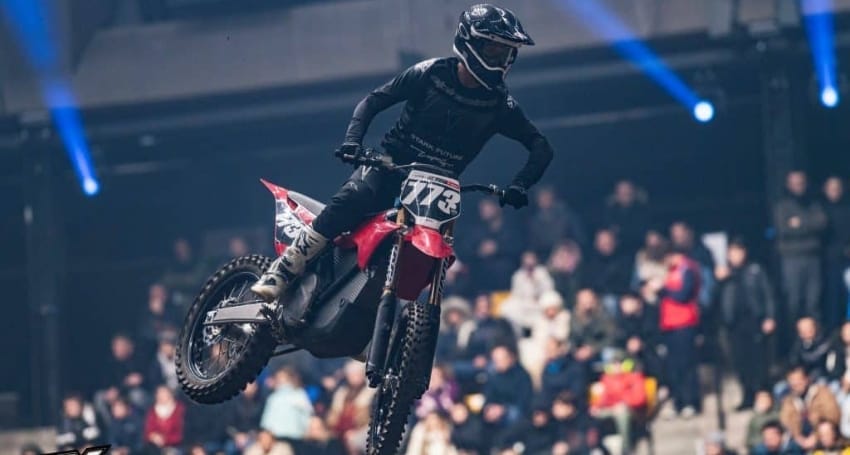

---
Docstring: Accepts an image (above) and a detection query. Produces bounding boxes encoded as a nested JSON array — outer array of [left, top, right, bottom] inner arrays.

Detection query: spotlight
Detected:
[[82, 178, 100, 196], [821, 86, 839, 107], [693, 101, 715, 123]]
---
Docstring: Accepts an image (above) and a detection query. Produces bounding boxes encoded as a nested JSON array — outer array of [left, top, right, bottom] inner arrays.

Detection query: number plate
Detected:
[[399, 170, 462, 229]]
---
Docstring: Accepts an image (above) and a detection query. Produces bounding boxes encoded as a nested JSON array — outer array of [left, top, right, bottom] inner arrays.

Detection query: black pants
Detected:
[[311, 167, 403, 239], [663, 327, 700, 412], [782, 255, 822, 323], [729, 324, 768, 406], [824, 254, 849, 331]]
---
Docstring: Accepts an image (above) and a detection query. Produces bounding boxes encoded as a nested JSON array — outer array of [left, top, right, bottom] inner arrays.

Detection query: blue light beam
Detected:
[[802, 0, 839, 108], [1, 0, 100, 195], [551, 0, 711, 121]]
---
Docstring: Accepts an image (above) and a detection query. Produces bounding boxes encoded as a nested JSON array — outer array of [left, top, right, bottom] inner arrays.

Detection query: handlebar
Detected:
[[337, 147, 506, 199]]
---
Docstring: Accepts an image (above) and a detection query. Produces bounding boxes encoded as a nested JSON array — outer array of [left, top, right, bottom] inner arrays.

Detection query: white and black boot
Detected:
[[251, 224, 329, 302]]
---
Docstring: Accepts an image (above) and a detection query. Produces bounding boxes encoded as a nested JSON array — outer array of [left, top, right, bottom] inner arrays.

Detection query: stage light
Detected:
[[821, 85, 839, 107], [802, 0, 839, 108], [0, 0, 100, 195], [693, 101, 715, 122], [551, 0, 711, 122]]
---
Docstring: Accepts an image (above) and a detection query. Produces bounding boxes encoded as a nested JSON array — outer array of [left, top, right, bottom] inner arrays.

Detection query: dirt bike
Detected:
[[175, 149, 506, 454]]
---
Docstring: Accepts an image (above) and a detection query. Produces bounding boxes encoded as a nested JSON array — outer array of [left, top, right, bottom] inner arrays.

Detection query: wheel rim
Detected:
[[186, 271, 263, 381]]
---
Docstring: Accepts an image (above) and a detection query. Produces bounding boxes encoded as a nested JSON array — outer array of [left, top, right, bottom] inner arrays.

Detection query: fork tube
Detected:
[[428, 223, 453, 307], [365, 212, 406, 387]]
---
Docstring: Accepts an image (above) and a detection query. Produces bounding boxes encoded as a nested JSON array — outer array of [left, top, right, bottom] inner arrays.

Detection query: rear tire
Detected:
[[176, 254, 276, 404], [366, 300, 441, 455]]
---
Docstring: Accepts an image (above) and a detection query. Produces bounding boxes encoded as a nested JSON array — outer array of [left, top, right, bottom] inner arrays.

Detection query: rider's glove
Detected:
[[335, 142, 364, 163], [500, 184, 529, 209]]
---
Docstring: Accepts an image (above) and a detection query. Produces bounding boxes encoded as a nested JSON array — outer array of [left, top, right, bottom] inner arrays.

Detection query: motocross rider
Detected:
[[252, 3, 554, 301]]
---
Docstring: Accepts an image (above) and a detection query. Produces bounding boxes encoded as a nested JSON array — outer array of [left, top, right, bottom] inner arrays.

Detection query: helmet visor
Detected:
[[478, 41, 515, 68]]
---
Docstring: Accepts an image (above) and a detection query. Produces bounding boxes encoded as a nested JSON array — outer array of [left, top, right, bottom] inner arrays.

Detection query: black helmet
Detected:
[[453, 4, 534, 90]]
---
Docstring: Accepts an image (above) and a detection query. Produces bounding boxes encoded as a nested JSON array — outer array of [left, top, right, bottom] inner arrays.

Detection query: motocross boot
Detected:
[[251, 224, 328, 302]]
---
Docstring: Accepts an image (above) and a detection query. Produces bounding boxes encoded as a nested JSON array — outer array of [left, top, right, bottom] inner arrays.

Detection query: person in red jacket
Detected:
[[590, 352, 648, 454], [143, 385, 185, 452], [648, 249, 701, 418]]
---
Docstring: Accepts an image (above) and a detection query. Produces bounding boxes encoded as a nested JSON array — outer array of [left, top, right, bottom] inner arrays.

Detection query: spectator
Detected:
[[669, 222, 714, 270], [500, 251, 555, 332], [752, 420, 803, 455], [443, 259, 475, 299], [539, 337, 587, 406], [497, 401, 557, 455], [832, 374, 850, 439], [528, 185, 587, 257], [482, 345, 534, 429], [603, 179, 650, 255], [146, 329, 179, 391], [463, 199, 523, 292], [583, 228, 632, 313], [325, 361, 374, 454], [669, 221, 715, 309], [300, 417, 346, 455], [449, 403, 485, 455], [244, 430, 294, 455], [226, 380, 265, 453], [569, 289, 615, 367], [161, 237, 207, 309], [530, 290, 571, 346], [56, 393, 101, 451], [464, 294, 517, 365], [95, 333, 149, 423], [522, 290, 570, 385], [774, 170, 828, 322], [406, 410, 458, 455], [824, 177, 850, 331], [549, 391, 602, 454], [546, 240, 584, 310], [416, 364, 459, 420], [632, 230, 669, 293], [614, 292, 661, 379], [183, 399, 231, 454], [260, 366, 313, 441], [789, 317, 844, 382], [143, 385, 185, 452], [812, 420, 850, 454], [590, 351, 647, 454], [715, 238, 777, 409], [655, 250, 701, 418], [137, 283, 177, 357], [780, 366, 841, 449], [435, 297, 474, 364], [228, 235, 250, 258], [107, 397, 143, 454], [746, 391, 780, 451], [702, 432, 737, 455]]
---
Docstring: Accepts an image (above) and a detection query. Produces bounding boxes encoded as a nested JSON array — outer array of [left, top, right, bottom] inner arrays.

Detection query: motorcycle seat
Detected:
[[288, 191, 326, 216]]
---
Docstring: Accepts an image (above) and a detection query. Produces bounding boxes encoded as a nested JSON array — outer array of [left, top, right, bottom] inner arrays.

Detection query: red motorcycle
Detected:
[[175, 150, 505, 454]]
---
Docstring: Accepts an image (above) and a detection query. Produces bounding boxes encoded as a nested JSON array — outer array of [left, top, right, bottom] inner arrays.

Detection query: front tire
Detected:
[[176, 254, 276, 404], [366, 299, 441, 455]]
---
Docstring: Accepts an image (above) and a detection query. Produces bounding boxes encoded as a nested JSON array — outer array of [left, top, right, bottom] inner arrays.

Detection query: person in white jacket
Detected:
[[520, 289, 571, 386], [500, 251, 555, 332]]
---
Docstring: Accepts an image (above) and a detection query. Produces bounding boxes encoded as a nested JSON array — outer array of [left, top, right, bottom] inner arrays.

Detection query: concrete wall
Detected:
[[1, 0, 849, 113]]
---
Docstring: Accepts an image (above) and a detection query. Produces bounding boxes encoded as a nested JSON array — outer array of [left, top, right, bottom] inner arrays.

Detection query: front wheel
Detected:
[[175, 254, 276, 404], [366, 299, 441, 455]]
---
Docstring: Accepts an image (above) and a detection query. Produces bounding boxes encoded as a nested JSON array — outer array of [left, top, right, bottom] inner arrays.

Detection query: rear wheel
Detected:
[[366, 299, 441, 455], [176, 254, 276, 404]]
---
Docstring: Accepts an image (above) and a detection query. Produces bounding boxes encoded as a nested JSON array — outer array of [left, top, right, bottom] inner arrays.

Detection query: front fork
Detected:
[[365, 220, 451, 387]]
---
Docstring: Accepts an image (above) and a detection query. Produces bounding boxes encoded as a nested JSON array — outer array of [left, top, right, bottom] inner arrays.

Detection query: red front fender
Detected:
[[405, 225, 454, 259]]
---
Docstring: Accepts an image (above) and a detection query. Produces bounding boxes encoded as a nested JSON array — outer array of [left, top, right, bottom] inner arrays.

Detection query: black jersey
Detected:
[[344, 57, 553, 189]]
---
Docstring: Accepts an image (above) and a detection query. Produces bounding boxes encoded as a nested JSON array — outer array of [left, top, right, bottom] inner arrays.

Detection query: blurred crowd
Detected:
[[43, 170, 850, 455]]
